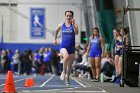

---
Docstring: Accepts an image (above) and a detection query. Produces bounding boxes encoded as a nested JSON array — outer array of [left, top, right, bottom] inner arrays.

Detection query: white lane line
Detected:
[[94, 86, 107, 93], [0, 78, 26, 87], [0, 75, 35, 87], [16, 86, 39, 89], [74, 78, 107, 93], [62, 90, 106, 92], [71, 77, 86, 88], [0, 75, 31, 79], [22, 87, 106, 93], [17, 84, 81, 89], [76, 78, 92, 87], [0, 76, 19, 79], [40, 76, 54, 87], [43, 85, 81, 87], [22, 87, 81, 92]]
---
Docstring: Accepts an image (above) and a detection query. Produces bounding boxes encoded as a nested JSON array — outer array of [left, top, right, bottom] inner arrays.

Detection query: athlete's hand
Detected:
[[111, 54, 114, 59], [53, 40, 57, 45], [71, 19, 75, 25], [101, 53, 104, 58], [85, 52, 89, 58]]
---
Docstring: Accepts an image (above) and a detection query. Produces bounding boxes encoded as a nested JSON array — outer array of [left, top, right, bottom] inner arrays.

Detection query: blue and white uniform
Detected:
[[89, 36, 102, 57], [115, 39, 123, 56], [60, 23, 75, 54]]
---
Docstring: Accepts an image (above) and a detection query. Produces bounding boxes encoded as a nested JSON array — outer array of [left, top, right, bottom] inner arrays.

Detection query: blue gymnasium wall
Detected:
[[1, 43, 60, 53]]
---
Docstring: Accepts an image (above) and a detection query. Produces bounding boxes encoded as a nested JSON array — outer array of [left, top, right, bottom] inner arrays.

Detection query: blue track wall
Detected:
[[1, 43, 59, 53]]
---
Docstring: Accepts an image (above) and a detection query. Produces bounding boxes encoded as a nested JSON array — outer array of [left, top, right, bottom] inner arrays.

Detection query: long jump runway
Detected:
[[0, 75, 107, 93]]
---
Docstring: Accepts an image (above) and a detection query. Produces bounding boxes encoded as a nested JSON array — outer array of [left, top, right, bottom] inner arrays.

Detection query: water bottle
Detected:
[[87, 73, 91, 80], [111, 75, 115, 82], [100, 73, 104, 82]]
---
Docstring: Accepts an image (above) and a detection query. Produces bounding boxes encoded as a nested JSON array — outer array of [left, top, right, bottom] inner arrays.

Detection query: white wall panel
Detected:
[[0, 0, 84, 44]]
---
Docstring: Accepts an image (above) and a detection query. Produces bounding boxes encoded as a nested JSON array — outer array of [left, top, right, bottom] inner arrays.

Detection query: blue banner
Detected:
[[30, 8, 45, 38]]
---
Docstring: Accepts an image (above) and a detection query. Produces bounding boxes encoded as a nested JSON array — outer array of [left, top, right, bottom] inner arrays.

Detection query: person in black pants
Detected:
[[1, 50, 11, 74]]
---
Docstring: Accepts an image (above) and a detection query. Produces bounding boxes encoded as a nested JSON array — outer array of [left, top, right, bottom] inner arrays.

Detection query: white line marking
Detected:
[[14, 76, 18, 78], [22, 87, 106, 93], [71, 77, 86, 87], [75, 78, 107, 93], [22, 87, 81, 92], [0, 78, 26, 87], [95, 86, 107, 92], [43, 85, 81, 87], [40, 76, 54, 87], [76, 78, 92, 87], [0, 76, 34, 87], [17, 84, 81, 89], [62, 90, 106, 92], [22, 90, 30, 92], [16, 86, 39, 89], [0, 75, 23, 79]]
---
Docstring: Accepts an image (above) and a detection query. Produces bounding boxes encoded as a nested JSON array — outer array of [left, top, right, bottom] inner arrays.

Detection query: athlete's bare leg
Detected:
[[95, 57, 101, 80], [66, 54, 75, 80], [60, 48, 69, 80], [115, 55, 119, 77], [118, 56, 122, 75], [90, 58, 96, 79]]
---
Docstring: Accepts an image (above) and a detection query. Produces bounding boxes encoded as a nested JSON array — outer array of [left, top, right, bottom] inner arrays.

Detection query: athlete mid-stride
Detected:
[[54, 11, 78, 86]]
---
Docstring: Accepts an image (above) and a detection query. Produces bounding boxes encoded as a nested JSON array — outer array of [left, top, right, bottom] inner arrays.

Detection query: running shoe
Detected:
[[60, 72, 65, 81], [65, 79, 70, 86]]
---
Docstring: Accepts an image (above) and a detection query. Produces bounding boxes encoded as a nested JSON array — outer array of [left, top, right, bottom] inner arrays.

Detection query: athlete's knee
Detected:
[[91, 64, 95, 68], [95, 63, 100, 68], [63, 55, 69, 61], [96, 65, 100, 68]]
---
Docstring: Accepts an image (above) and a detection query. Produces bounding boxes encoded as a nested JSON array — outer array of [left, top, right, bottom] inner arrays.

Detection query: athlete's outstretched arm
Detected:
[[54, 24, 61, 45], [100, 37, 104, 57]]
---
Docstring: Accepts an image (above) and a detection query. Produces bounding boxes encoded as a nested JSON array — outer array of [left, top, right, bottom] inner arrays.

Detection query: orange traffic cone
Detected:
[[24, 78, 35, 87], [2, 70, 17, 93], [30, 78, 35, 87], [24, 78, 30, 87]]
